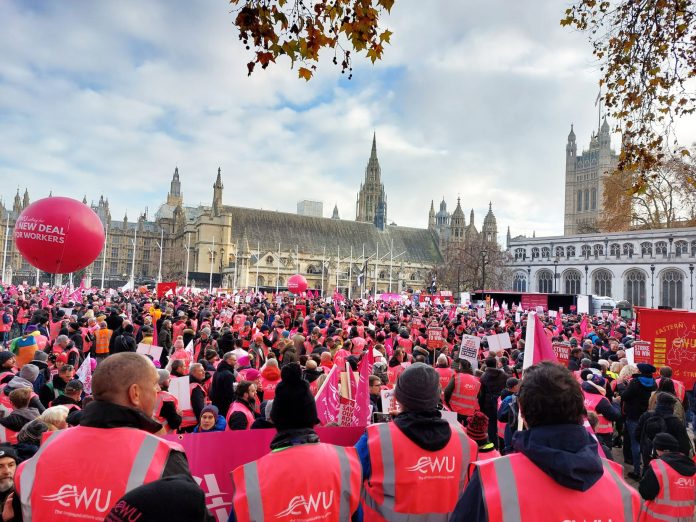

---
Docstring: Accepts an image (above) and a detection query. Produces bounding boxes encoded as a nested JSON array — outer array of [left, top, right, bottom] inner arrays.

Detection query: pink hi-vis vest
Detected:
[[154, 391, 179, 434], [582, 390, 613, 434], [475, 453, 640, 522], [259, 375, 280, 400], [434, 367, 454, 396], [14, 426, 183, 521], [226, 401, 254, 430], [0, 424, 18, 444], [639, 458, 696, 522], [362, 421, 478, 520], [232, 443, 362, 522], [180, 382, 205, 428], [655, 377, 686, 402], [449, 373, 481, 417]]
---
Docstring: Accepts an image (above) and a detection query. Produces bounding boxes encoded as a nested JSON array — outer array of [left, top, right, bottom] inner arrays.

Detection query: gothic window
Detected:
[[277, 277, 284, 287], [266, 256, 274, 265], [531, 247, 540, 259], [581, 245, 591, 259], [584, 189, 589, 211], [541, 247, 551, 259], [624, 270, 646, 306], [577, 191, 582, 212], [514, 248, 526, 261], [593, 244, 604, 258], [257, 275, 265, 286], [640, 242, 653, 257], [610, 243, 620, 258], [555, 246, 564, 258], [566, 246, 576, 258], [512, 272, 527, 292], [537, 270, 553, 293], [593, 269, 612, 297], [660, 270, 684, 308], [622, 243, 634, 258], [655, 241, 667, 256], [379, 271, 387, 280], [306, 265, 320, 274], [591, 188, 597, 210], [410, 273, 418, 281], [692, 240, 696, 256], [674, 240, 688, 257], [564, 270, 582, 295]]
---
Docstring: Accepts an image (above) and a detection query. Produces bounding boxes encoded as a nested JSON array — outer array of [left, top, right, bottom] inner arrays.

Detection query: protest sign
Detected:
[[551, 342, 571, 366], [632, 340, 652, 365], [380, 388, 401, 414], [136, 343, 163, 361], [458, 334, 480, 369], [625, 347, 635, 365], [486, 333, 512, 353], [477, 308, 485, 319], [514, 311, 521, 323], [427, 327, 444, 349], [169, 375, 191, 411], [232, 314, 245, 330]]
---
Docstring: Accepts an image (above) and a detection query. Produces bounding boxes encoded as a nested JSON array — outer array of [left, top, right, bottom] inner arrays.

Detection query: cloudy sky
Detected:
[[1, 1, 693, 241]]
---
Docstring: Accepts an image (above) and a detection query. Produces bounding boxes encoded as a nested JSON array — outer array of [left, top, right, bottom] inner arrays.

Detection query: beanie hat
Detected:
[[0, 352, 15, 365], [245, 369, 260, 381], [19, 364, 39, 383], [237, 355, 250, 367], [105, 475, 214, 522], [466, 411, 489, 442], [652, 433, 680, 453], [656, 392, 677, 407], [200, 405, 219, 417], [17, 419, 49, 446], [56, 353, 68, 364], [32, 351, 48, 363], [270, 363, 318, 430], [0, 445, 19, 465], [637, 363, 656, 375], [394, 362, 440, 412]]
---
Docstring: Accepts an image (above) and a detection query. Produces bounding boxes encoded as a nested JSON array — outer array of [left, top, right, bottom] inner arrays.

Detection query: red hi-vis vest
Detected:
[[226, 401, 255, 430], [154, 391, 179, 434], [435, 367, 454, 396], [14, 426, 184, 521], [655, 377, 686, 402], [639, 458, 696, 522], [180, 382, 206, 428], [387, 364, 405, 386], [0, 425, 18, 444], [449, 373, 481, 417], [582, 390, 613, 434], [362, 421, 478, 520], [259, 375, 280, 400], [474, 453, 641, 522], [232, 443, 361, 522]]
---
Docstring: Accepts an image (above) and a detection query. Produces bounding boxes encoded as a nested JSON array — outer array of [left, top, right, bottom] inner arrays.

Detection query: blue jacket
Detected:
[[193, 414, 226, 433]]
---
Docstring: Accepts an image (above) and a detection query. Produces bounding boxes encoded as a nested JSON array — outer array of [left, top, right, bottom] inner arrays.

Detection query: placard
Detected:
[[380, 388, 401, 414], [427, 326, 444, 349], [459, 334, 480, 369], [232, 314, 245, 330], [169, 375, 192, 411], [477, 308, 486, 319], [514, 311, 521, 323], [633, 340, 652, 365], [625, 347, 635, 365], [552, 342, 571, 366], [485, 333, 512, 353], [136, 343, 163, 361]]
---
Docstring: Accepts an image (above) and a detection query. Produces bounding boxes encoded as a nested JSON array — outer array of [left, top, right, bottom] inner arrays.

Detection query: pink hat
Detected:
[[245, 369, 260, 381], [238, 355, 250, 367]]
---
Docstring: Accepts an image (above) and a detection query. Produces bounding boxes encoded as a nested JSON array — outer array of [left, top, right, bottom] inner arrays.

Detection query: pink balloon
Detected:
[[14, 197, 105, 274], [287, 274, 308, 294]]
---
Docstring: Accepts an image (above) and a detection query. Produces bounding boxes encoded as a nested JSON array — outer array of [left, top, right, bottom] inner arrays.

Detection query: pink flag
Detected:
[[315, 365, 341, 425], [532, 313, 558, 365], [351, 346, 374, 426], [554, 310, 563, 335], [579, 315, 589, 337]]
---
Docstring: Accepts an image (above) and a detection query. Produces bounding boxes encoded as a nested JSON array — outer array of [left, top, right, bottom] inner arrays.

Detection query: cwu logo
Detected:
[[275, 491, 334, 518], [42, 485, 113, 513], [406, 456, 455, 474]]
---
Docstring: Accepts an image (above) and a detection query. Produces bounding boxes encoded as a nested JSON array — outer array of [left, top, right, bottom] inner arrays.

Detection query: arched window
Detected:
[[379, 271, 387, 280], [584, 189, 589, 210], [577, 191, 582, 212], [655, 241, 668, 256], [624, 270, 646, 306], [512, 272, 527, 292], [306, 265, 320, 274], [266, 255, 274, 265], [541, 247, 551, 259], [593, 244, 604, 258], [564, 270, 582, 295], [691, 240, 696, 256], [531, 247, 540, 259], [514, 248, 526, 260], [591, 188, 597, 210], [277, 277, 284, 287], [410, 273, 418, 281], [622, 243, 634, 258], [257, 275, 265, 286], [610, 243, 620, 258], [674, 240, 688, 257], [593, 269, 612, 297], [537, 270, 553, 293], [555, 246, 565, 258], [660, 270, 684, 308], [566, 245, 576, 258], [640, 242, 653, 257], [581, 245, 591, 259]]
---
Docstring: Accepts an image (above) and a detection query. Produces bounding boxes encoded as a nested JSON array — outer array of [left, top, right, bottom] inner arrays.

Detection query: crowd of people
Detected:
[[0, 285, 693, 521]]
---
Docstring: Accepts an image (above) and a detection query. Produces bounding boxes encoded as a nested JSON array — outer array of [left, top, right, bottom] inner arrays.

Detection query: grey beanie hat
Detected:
[[19, 364, 39, 383], [394, 362, 440, 412], [32, 351, 48, 363]]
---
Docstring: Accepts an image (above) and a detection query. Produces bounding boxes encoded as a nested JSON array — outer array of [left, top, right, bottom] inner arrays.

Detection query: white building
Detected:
[[296, 200, 323, 218], [506, 228, 696, 311]]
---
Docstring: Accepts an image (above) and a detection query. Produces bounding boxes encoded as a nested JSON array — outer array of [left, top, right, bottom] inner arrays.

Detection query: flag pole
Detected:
[[518, 311, 537, 431], [100, 225, 108, 290], [256, 242, 260, 293], [348, 246, 353, 300], [184, 233, 190, 289], [321, 245, 325, 298], [1, 213, 9, 284], [276, 242, 281, 294]]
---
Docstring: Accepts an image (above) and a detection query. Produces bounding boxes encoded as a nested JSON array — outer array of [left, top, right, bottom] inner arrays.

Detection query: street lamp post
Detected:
[[584, 264, 589, 294], [481, 250, 488, 291], [526, 265, 531, 292], [689, 263, 694, 310], [668, 234, 674, 259], [650, 264, 656, 308], [553, 258, 559, 293]]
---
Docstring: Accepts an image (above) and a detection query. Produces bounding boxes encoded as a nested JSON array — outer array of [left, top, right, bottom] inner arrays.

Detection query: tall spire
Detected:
[[332, 204, 340, 220], [356, 132, 387, 223], [167, 166, 183, 206], [371, 131, 377, 159], [22, 188, 29, 209], [212, 167, 224, 216]]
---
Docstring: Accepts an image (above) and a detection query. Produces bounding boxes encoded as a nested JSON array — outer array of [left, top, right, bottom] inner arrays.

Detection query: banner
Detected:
[[163, 427, 364, 521], [636, 307, 696, 388], [156, 282, 177, 298], [552, 342, 571, 366], [521, 293, 548, 311], [458, 334, 480, 369]]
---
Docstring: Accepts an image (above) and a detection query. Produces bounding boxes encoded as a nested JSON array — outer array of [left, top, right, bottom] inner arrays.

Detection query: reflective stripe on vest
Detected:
[[180, 383, 205, 427], [477, 456, 637, 522], [582, 391, 613, 434], [639, 458, 696, 521], [0, 425, 18, 444], [362, 422, 474, 521], [450, 373, 480, 416], [154, 391, 179, 433]]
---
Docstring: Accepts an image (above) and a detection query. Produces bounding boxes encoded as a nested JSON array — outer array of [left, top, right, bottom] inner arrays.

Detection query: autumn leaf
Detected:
[[298, 67, 313, 81], [379, 30, 392, 43]]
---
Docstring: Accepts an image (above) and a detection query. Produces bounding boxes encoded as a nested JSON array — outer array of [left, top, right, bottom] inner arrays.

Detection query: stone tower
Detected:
[[167, 167, 183, 206], [356, 133, 387, 223], [22, 189, 29, 209], [482, 202, 498, 242], [212, 167, 223, 216], [332, 204, 340, 220], [374, 196, 386, 231], [428, 200, 436, 230], [563, 118, 618, 235], [450, 198, 465, 242]]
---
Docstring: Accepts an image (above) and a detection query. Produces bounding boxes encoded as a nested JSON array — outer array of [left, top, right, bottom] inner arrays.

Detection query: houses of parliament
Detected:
[[0, 135, 498, 294]]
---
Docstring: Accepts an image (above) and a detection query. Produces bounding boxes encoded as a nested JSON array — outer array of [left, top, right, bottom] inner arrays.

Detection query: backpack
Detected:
[[641, 413, 675, 458], [2, 313, 11, 325]]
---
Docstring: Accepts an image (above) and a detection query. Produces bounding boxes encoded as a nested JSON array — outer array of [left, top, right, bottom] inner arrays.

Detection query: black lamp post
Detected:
[[668, 234, 674, 259], [584, 264, 589, 294], [480, 250, 488, 291], [689, 263, 694, 310], [526, 265, 531, 293], [650, 264, 656, 307], [553, 258, 559, 293]]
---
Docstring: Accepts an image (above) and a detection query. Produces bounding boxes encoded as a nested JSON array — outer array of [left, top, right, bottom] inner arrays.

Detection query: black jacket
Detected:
[[190, 374, 210, 423], [478, 367, 507, 413], [210, 360, 237, 417], [227, 399, 258, 430], [621, 376, 656, 420], [636, 408, 691, 464], [39, 374, 69, 409], [639, 452, 696, 500], [0, 407, 39, 432], [111, 332, 137, 354]]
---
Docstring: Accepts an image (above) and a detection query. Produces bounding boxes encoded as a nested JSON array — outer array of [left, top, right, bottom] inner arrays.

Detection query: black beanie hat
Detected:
[[105, 475, 214, 522], [271, 363, 318, 430], [394, 362, 440, 412], [652, 433, 680, 453]]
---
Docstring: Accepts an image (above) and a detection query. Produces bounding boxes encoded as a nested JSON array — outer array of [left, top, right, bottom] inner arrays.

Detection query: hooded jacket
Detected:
[[5, 376, 45, 413], [451, 424, 605, 521], [621, 375, 656, 420], [210, 360, 237, 417], [639, 452, 696, 500]]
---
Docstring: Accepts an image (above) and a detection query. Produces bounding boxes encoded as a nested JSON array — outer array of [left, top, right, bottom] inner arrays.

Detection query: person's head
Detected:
[[222, 352, 237, 367], [19, 364, 39, 383], [465, 411, 490, 445], [653, 433, 681, 456], [64, 379, 83, 400], [170, 359, 185, 377], [0, 352, 16, 369], [506, 377, 520, 393], [0, 446, 18, 493], [484, 357, 497, 369], [658, 366, 673, 379], [204, 349, 219, 365], [200, 327, 211, 339], [91, 353, 160, 416], [270, 363, 318, 430], [657, 377, 676, 396], [235, 380, 257, 402], [458, 359, 473, 375], [39, 405, 70, 430], [173, 338, 185, 351], [9, 387, 32, 410], [55, 334, 69, 349], [436, 354, 449, 368], [369, 375, 382, 395], [17, 419, 49, 446], [58, 364, 75, 383], [519, 362, 584, 427], [199, 405, 219, 431], [189, 363, 205, 382], [394, 362, 440, 412], [157, 369, 171, 390]]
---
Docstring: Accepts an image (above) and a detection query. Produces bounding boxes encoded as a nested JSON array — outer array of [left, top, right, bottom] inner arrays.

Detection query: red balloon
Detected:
[[14, 197, 106, 274], [287, 274, 308, 294]]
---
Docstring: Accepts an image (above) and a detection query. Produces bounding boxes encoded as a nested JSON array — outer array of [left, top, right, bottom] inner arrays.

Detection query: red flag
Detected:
[[315, 365, 341, 425], [532, 314, 558, 365], [554, 310, 563, 335], [579, 315, 589, 337], [352, 346, 374, 426]]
